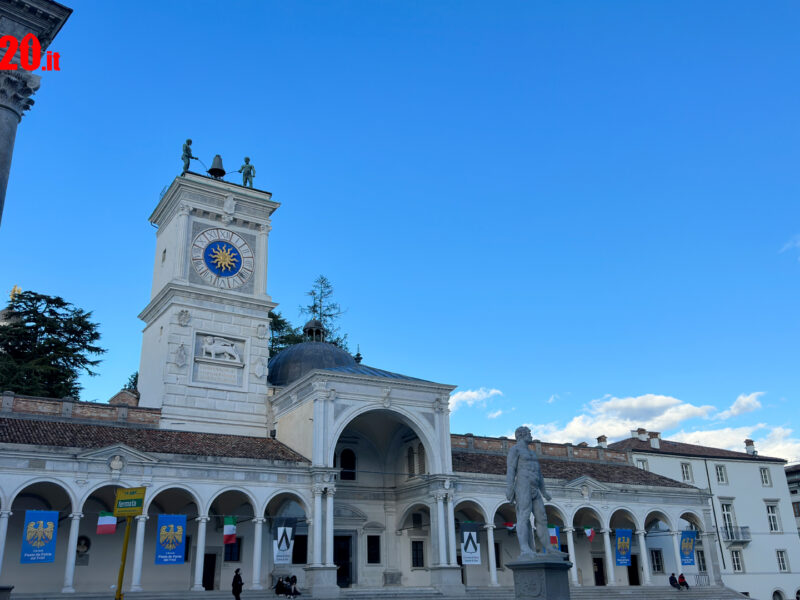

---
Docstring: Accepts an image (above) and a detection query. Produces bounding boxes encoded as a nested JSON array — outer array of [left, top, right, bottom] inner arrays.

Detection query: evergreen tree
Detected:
[[0, 291, 105, 399], [268, 310, 303, 356], [123, 371, 138, 392], [299, 275, 349, 350]]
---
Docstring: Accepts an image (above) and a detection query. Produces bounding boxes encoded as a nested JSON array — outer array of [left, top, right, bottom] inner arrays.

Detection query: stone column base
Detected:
[[303, 565, 340, 598], [430, 565, 465, 596], [507, 554, 572, 600]]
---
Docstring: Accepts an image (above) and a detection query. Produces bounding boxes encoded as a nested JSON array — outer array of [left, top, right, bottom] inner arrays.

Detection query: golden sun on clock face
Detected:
[[191, 228, 254, 289]]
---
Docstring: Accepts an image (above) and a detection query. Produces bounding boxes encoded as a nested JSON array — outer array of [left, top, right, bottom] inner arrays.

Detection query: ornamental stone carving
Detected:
[[201, 336, 241, 362], [256, 323, 268, 339], [0, 71, 40, 120], [174, 344, 188, 368], [253, 357, 267, 379], [177, 310, 191, 327]]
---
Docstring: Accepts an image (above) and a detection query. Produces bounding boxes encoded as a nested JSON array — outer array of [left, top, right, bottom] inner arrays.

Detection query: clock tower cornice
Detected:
[[150, 173, 279, 231]]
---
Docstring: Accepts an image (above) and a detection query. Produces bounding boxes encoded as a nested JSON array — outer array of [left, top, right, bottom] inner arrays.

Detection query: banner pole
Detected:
[[115, 516, 133, 600]]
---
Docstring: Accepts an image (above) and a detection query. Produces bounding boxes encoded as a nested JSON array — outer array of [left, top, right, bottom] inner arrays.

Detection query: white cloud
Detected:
[[449, 387, 503, 412], [547, 394, 558, 404], [670, 424, 800, 464], [780, 234, 800, 253], [487, 410, 503, 419], [518, 393, 715, 444], [717, 392, 764, 420]]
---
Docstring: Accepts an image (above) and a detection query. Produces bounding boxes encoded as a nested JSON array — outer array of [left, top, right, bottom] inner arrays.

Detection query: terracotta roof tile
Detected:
[[608, 437, 786, 463], [0, 417, 309, 463], [452, 451, 695, 489]]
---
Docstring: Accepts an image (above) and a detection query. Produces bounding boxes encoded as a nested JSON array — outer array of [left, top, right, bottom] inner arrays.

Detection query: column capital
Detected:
[[635, 529, 647, 536], [669, 530, 681, 537], [432, 491, 447, 502], [69, 512, 83, 520], [0, 510, 12, 518], [326, 487, 336, 497], [252, 517, 266, 524], [0, 71, 40, 121], [135, 515, 149, 523], [483, 524, 495, 531], [312, 484, 326, 496], [196, 515, 210, 523], [563, 527, 575, 534], [259, 221, 272, 234]]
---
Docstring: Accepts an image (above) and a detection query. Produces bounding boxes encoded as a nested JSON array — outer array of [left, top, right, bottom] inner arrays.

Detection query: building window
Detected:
[[407, 447, 415, 478], [681, 462, 693, 482], [696, 549, 707, 573], [731, 550, 743, 572], [793, 502, 800, 518], [224, 537, 242, 562], [777, 550, 788, 572], [650, 549, 664, 573], [761, 468, 772, 486], [715, 464, 728, 484], [411, 512, 423, 529], [292, 534, 308, 564], [636, 459, 648, 471], [340, 448, 356, 480], [367, 535, 381, 564], [720, 502, 735, 538], [766, 504, 781, 533], [494, 542, 502, 569], [411, 540, 425, 568], [417, 444, 426, 475]]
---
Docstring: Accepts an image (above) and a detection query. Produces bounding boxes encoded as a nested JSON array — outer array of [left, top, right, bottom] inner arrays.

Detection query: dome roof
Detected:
[[268, 342, 356, 387]]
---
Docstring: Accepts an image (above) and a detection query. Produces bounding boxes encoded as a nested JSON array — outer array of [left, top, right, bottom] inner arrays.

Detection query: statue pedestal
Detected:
[[303, 565, 339, 598], [507, 554, 572, 600], [430, 565, 465, 596]]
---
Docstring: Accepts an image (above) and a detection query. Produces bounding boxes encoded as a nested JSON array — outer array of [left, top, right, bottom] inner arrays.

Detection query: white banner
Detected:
[[460, 530, 481, 565], [273, 526, 294, 564]]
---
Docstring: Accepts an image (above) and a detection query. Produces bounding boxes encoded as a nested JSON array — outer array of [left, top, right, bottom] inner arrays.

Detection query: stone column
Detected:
[[434, 492, 447, 566], [130, 515, 148, 591], [325, 488, 335, 566], [312, 486, 324, 566], [635, 530, 651, 585], [704, 531, 723, 585], [191, 516, 209, 591], [564, 527, 579, 585], [0, 511, 11, 581], [0, 71, 38, 227], [602, 528, 615, 586], [256, 221, 271, 296], [485, 524, 498, 586], [251, 517, 265, 590], [61, 512, 83, 593], [670, 531, 683, 576], [174, 202, 191, 279], [445, 493, 457, 566]]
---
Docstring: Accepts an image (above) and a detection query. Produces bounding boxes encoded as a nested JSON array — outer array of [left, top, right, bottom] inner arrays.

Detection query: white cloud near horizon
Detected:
[[671, 424, 800, 464], [449, 387, 503, 412], [487, 409, 503, 419], [717, 392, 764, 420]]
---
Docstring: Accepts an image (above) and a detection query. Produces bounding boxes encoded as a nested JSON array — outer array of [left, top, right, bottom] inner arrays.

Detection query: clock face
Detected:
[[191, 228, 254, 289]]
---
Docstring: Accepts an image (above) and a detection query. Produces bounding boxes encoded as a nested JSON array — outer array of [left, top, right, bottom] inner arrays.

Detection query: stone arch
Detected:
[[608, 507, 641, 531], [262, 489, 311, 519], [489, 499, 517, 523], [328, 405, 440, 473], [454, 498, 490, 524], [10, 477, 76, 513], [644, 509, 673, 531], [545, 503, 569, 527], [678, 510, 704, 532], [143, 483, 202, 515], [772, 589, 786, 600], [569, 504, 603, 529], [398, 501, 433, 531], [207, 486, 258, 515], [78, 480, 138, 511]]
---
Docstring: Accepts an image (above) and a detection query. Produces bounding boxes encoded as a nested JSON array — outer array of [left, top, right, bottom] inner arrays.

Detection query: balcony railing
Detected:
[[693, 574, 710, 587], [721, 525, 751, 544]]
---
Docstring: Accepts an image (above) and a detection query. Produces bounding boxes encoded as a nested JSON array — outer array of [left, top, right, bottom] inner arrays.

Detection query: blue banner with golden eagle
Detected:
[[155, 515, 186, 564], [21, 510, 59, 563], [615, 528, 632, 566], [680, 530, 697, 566]]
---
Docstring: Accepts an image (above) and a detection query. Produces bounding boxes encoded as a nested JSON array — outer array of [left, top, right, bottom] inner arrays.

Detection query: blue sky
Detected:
[[3, 1, 799, 461]]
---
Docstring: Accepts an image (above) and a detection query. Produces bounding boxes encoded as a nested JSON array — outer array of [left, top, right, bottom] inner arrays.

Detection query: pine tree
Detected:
[[0, 291, 105, 399], [299, 275, 349, 350], [268, 310, 303, 356]]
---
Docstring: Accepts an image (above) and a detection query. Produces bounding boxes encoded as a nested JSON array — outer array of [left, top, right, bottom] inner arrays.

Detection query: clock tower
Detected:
[[137, 171, 279, 436]]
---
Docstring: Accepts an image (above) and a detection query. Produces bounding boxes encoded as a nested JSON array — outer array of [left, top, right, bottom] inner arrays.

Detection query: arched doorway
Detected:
[[6, 481, 73, 593], [644, 510, 673, 587], [571, 506, 603, 587], [491, 502, 519, 586], [678, 511, 705, 587], [453, 500, 488, 586], [265, 493, 309, 590], [399, 503, 432, 587], [208, 490, 256, 591], [608, 509, 640, 586]]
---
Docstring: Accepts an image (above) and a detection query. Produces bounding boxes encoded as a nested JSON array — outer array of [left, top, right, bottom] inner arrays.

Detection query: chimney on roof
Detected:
[[744, 439, 756, 456], [597, 435, 608, 449], [637, 428, 648, 442], [649, 431, 661, 449]]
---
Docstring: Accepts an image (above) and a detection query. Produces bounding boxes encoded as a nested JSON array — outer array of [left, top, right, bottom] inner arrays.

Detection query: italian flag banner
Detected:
[[548, 525, 560, 549], [223, 517, 237, 544], [584, 527, 595, 542], [96, 512, 116, 535]]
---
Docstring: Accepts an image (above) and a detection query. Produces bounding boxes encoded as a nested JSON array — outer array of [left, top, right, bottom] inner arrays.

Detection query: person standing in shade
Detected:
[[232, 568, 243, 600]]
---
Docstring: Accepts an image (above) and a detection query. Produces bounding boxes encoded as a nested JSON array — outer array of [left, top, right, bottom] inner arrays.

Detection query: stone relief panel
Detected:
[[191, 332, 246, 388]]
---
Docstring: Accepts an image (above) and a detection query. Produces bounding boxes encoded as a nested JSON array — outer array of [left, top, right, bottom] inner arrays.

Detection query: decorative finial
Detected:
[[354, 345, 363, 364], [9, 285, 21, 300], [238, 157, 256, 188]]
